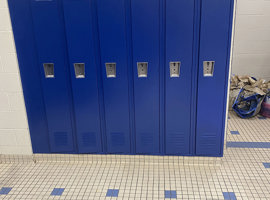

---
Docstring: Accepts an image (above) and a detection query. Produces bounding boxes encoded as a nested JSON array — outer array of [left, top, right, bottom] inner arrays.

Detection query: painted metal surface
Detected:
[[165, 0, 195, 155], [8, 0, 50, 153], [31, 0, 74, 152], [62, 0, 102, 153], [131, 0, 160, 154], [96, 0, 131, 153], [8, 0, 233, 156], [196, 0, 233, 156]]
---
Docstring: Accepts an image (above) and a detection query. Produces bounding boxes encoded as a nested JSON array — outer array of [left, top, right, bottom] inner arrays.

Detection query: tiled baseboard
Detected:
[[0, 154, 222, 166], [0, 154, 33, 164]]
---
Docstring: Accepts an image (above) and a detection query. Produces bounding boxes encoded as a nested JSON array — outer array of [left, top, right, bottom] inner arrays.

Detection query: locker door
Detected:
[[131, 0, 160, 154], [97, 0, 131, 153], [165, 0, 195, 155], [62, 0, 102, 153], [8, 0, 51, 153], [31, 0, 74, 152], [196, 0, 233, 156]]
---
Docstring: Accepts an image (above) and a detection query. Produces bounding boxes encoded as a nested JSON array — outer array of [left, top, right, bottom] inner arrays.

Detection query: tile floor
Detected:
[[0, 112, 269, 199]]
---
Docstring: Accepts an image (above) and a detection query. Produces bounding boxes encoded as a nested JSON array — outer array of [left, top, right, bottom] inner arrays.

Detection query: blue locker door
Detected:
[[131, 0, 160, 154], [8, 0, 51, 153], [62, 0, 102, 153], [31, 0, 74, 152], [165, 0, 195, 155], [196, 0, 233, 156], [97, 0, 131, 153]]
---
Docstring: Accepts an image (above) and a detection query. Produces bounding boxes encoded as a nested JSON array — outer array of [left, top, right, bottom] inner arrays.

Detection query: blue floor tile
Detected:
[[51, 188, 64, 196], [106, 189, 119, 197], [106, 189, 112, 196], [165, 190, 177, 198], [223, 192, 237, 200], [170, 191, 177, 198], [227, 142, 270, 148], [223, 192, 230, 200], [230, 192, 237, 200], [165, 191, 171, 198], [0, 187, 12, 195], [263, 163, 270, 168], [230, 131, 240, 135]]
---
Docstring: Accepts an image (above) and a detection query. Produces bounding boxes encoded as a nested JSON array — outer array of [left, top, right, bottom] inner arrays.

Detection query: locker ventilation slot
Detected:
[[198, 135, 217, 153], [203, 61, 215, 77], [167, 132, 184, 150], [170, 62, 180, 77], [54, 132, 68, 147], [82, 132, 96, 147], [137, 62, 148, 78], [105, 63, 116, 78], [74, 63, 85, 78], [43, 63, 54, 78]]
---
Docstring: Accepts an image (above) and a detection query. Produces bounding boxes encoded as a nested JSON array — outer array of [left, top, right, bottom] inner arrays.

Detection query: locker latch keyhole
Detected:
[[170, 61, 180, 77], [105, 63, 116, 78], [43, 63, 54, 78], [203, 61, 215, 77], [137, 62, 148, 78], [74, 63, 85, 78]]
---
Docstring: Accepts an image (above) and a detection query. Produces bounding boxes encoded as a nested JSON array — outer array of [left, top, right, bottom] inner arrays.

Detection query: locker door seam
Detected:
[[159, 0, 166, 155], [190, 0, 199, 156], [58, 0, 78, 153], [124, 0, 136, 154], [92, 0, 107, 153], [88, 0, 105, 154], [194, 0, 203, 156], [28, 0, 51, 153]]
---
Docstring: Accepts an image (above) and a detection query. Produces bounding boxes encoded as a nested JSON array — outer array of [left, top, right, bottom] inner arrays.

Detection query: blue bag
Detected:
[[232, 88, 265, 118]]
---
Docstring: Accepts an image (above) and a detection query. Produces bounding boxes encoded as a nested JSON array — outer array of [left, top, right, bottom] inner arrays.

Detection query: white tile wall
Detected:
[[231, 0, 270, 80], [0, 0, 8, 8], [0, 0, 32, 155], [0, 0, 269, 155]]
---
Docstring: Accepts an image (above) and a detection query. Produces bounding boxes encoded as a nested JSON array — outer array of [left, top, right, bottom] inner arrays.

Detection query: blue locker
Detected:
[[196, 0, 233, 156], [30, 0, 74, 152], [9, 0, 234, 157], [8, 0, 51, 153], [62, 0, 102, 153], [131, 0, 160, 154], [165, 0, 195, 155], [96, 0, 131, 153]]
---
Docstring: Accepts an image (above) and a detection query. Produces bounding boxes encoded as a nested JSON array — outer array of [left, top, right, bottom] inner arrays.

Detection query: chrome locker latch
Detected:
[[170, 62, 180, 77], [74, 63, 85, 78], [137, 62, 148, 78], [203, 61, 215, 77], [43, 63, 54, 78], [105, 63, 116, 78]]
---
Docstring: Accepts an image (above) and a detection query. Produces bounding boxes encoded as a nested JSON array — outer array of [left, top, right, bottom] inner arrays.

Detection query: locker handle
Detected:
[[43, 63, 54, 78], [74, 63, 85, 78], [203, 61, 215, 77], [137, 62, 148, 78], [105, 63, 116, 78], [169, 62, 180, 77]]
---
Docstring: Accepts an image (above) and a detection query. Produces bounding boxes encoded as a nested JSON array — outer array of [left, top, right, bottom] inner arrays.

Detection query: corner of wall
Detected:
[[0, 0, 33, 155]]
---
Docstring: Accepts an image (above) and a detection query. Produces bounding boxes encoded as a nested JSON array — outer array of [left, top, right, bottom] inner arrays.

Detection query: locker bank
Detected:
[[8, 0, 234, 157]]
